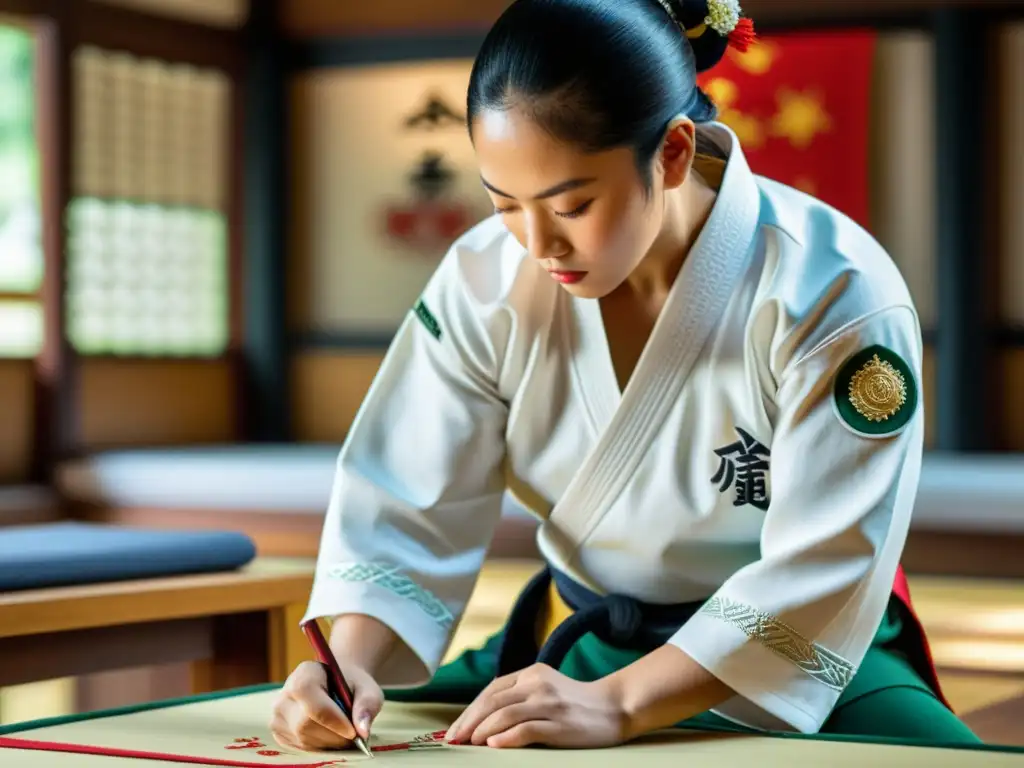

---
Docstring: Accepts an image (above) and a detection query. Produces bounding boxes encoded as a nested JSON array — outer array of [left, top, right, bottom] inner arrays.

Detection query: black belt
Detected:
[[495, 566, 706, 676]]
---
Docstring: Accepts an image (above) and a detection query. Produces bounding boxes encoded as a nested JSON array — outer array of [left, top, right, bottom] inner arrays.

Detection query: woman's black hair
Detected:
[[467, 0, 732, 192]]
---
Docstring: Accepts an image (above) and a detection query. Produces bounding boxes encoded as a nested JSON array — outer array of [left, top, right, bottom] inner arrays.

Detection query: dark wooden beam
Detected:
[[241, 0, 290, 441], [0, 0, 59, 15], [0, 1, 245, 70], [71, 0, 244, 73], [227, 77, 247, 441], [32, 12, 75, 483], [933, 9, 993, 451], [278, 0, 1024, 38], [742, 0, 1024, 25], [288, 30, 485, 69]]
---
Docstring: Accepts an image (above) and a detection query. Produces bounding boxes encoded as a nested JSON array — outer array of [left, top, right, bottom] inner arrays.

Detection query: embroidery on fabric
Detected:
[[327, 563, 454, 629], [710, 427, 770, 511], [413, 299, 442, 341], [832, 344, 917, 438], [699, 597, 855, 691]]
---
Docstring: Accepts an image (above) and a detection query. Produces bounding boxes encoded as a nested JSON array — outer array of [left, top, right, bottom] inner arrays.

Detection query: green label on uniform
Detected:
[[833, 344, 917, 438], [414, 299, 441, 341]]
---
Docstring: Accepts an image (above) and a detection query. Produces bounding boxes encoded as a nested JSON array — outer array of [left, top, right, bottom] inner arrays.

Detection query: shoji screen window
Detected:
[[67, 46, 229, 356], [0, 23, 42, 359]]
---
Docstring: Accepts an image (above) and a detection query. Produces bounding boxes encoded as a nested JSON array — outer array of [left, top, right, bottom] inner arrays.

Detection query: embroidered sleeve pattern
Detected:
[[327, 563, 455, 630], [699, 597, 855, 691]]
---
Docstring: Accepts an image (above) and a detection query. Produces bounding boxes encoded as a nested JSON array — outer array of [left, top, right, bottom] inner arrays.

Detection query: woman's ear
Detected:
[[659, 116, 696, 191]]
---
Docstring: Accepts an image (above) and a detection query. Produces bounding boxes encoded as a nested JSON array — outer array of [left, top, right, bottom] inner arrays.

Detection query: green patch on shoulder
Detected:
[[413, 299, 442, 341], [832, 344, 917, 438]]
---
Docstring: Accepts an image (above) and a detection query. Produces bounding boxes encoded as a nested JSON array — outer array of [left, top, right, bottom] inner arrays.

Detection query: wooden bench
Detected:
[[0, 558, 316, 695]]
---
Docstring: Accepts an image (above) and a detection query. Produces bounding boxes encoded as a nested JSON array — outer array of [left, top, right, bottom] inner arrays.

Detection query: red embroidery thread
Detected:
[[225, 738, 265, 750], [0, 735, 341, 768]]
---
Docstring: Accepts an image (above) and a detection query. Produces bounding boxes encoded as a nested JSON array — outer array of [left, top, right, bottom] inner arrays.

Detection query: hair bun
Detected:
[[663, 0, 757, 72]]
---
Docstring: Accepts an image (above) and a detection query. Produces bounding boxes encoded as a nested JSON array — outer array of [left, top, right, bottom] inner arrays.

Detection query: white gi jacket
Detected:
[[304, 122, 925, 735]]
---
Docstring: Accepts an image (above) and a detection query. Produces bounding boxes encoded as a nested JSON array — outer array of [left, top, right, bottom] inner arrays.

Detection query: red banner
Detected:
[[697, 29, 877, 229]]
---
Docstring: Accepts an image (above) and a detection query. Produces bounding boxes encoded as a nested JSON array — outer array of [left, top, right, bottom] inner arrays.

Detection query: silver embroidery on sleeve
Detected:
[[327, 563, 454, 629], [699, 597, 855, 691]]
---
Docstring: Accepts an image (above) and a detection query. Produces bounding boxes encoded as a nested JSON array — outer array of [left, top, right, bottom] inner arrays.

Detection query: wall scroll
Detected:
[[292, 60, 493, 341]]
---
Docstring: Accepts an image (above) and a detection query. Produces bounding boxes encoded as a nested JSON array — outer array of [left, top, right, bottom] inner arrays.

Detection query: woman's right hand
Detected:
[[269, 660, 384, 752]]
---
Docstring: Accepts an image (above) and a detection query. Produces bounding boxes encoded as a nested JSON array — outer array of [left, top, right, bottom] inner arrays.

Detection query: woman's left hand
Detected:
[[444, 663, 630, 749]]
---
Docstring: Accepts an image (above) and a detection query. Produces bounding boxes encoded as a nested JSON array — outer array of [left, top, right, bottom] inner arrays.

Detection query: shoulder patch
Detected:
[[832, 345, 917, 438], [413, 299, 442, 341]]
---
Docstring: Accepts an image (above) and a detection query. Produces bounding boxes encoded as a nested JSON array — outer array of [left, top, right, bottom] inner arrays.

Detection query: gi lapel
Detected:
[[545, 124, 763, 569], [563, 295, 622, 439]]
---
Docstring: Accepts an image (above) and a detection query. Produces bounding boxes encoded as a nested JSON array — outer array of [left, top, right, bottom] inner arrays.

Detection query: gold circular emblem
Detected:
[[848, 354, 906, 422]]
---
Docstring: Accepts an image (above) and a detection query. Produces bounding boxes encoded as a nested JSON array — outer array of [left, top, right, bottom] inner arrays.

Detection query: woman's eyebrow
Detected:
[[480, 176, 597, 200]]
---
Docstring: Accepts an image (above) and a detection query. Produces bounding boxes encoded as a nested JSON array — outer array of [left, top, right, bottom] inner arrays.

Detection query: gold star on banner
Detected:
[[704, 77, 738, 109], [771, 88, 832, 149], [703, 78, 766, 149], [721, 110, 766, 148], [728, 41, 779, 76]]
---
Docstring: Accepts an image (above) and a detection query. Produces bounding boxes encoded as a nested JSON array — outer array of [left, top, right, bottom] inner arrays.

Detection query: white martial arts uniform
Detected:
[[304, 122, 925, 735]]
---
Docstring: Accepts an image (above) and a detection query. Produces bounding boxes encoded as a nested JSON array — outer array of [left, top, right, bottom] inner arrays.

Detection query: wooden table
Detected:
[[0, 559, 317, 695]]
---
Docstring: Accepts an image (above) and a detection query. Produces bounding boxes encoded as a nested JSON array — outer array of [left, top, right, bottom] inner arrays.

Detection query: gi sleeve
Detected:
[[667, 304, 925, 733], [302, 244, 510, 688]]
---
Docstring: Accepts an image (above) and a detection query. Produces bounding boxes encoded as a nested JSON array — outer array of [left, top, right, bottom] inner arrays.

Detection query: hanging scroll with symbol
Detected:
[[292, 60, 493, 342]]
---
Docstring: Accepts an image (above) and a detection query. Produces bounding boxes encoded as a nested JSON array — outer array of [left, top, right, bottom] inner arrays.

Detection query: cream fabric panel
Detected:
[[290, 61, 494, 336], [999, 24, 1024, 327], [291, 352, 384, 442], [70, 47, 231, 355], [74, 46, 230, 209], [89, 0, 248, 27], [869, 32, 937, 331], [0, 680, 75, 726]]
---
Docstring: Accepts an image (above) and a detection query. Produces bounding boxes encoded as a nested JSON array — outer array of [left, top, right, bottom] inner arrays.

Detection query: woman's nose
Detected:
[[525, 214, 569, 261]]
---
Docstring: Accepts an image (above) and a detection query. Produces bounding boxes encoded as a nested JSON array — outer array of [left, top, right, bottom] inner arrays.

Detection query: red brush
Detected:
[[300, 620, 373, 759]]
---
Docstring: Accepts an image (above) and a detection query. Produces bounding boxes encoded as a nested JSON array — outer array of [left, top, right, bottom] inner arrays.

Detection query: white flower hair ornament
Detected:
[[656, 0, 757, 53]]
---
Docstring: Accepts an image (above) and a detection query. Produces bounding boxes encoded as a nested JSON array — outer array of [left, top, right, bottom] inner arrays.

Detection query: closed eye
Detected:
[[556, 199, 593, 219], [493, 199, 594, 219]]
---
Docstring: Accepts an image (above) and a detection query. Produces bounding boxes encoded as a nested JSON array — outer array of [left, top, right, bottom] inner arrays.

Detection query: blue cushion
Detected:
[[0, 522, 257, 591]]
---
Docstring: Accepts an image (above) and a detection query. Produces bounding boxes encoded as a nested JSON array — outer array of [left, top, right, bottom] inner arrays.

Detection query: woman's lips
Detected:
[[548, 270, 587, 285]]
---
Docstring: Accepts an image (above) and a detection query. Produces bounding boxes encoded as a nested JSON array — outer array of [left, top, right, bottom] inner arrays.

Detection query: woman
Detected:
[[271, 0, 981, 752]]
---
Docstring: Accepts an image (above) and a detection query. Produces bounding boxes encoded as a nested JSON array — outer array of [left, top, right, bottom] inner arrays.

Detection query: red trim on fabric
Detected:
[[891, 564, 951, 709]]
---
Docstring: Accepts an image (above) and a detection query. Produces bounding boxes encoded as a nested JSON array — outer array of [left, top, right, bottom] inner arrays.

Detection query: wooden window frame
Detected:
[[0, 14, 45, 341], [0, 0, 248, 480]]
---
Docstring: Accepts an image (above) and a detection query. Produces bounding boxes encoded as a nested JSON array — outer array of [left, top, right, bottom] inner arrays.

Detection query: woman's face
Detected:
[[471, 107, 679, 299]]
